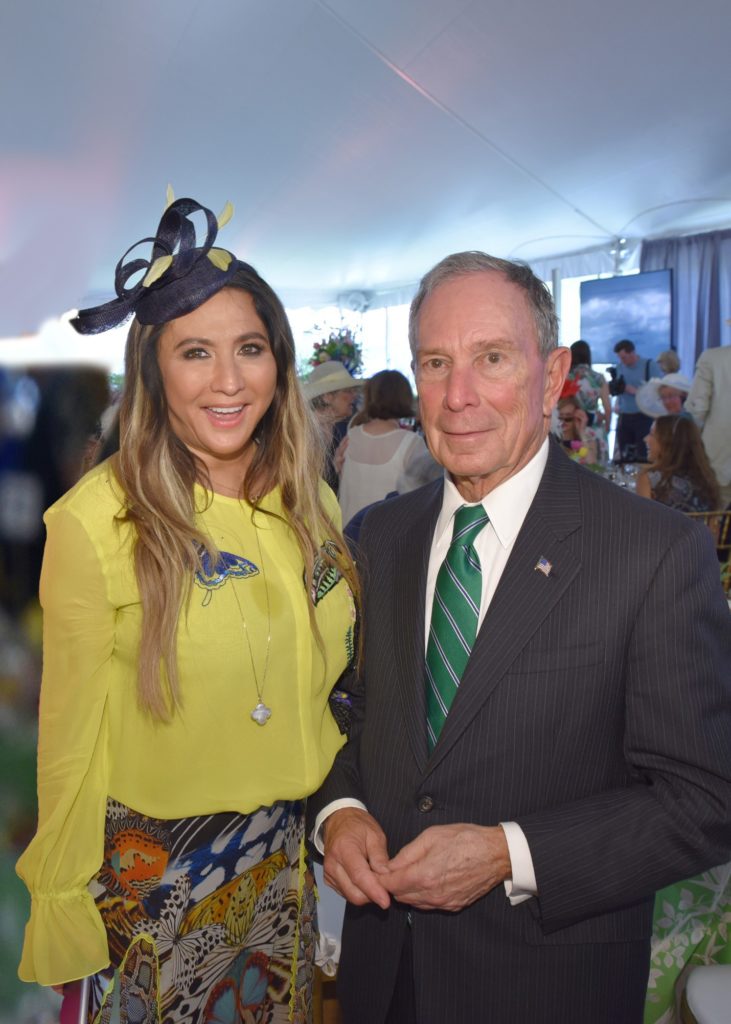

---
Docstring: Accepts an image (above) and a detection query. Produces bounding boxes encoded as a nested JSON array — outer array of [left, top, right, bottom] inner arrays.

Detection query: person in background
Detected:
[[302, 359, 363, 492], [556, 394, 606, 468], [637, 415, 720, 513], [636, 372, 693, 419], [345, 375, 372, 430], [565, 340, 611, 430], [656, 349, 680, 375], [16, 196, 358, 1023], [685, 343, 731, 508], [338, 369, 441, 525], [656, 373, 692, 414], [0, 368, 110, 618], [310, 251, 730, 1024], [612, 339, 663, 462]]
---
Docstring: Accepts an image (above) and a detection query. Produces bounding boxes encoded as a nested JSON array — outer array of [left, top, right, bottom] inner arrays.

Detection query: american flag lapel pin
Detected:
[[534, 556, 552, 578]]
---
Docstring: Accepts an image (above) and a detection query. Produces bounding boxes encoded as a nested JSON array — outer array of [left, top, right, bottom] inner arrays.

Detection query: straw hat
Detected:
[[636, 372, 692, 418], [300, 360, 364, 401]]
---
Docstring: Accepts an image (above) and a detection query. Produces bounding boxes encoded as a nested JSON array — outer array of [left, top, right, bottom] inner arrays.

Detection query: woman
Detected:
[[556, 394, 607, 468], [637, 415, 720, 512], [16, 196, 358, 1023], [301, 360, 363, 492], [566, 340, 611, 430], [636, 371, 693, 418], [337, 369, 440, 525], [656, 349, 680, 375]]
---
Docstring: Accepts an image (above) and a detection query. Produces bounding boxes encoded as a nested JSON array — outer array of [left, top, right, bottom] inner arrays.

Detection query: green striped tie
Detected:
[[426, 504, 489, 750]]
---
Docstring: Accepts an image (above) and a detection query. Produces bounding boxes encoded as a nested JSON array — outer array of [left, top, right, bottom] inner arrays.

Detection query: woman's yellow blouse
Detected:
[[16, 462, 353, 986]]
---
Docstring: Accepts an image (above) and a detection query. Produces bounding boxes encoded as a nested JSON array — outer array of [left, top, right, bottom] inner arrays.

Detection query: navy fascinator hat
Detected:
[[71, 190, 255, 334]]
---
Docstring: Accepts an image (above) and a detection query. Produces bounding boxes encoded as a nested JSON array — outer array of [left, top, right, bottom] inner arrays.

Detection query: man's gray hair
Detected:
[[408, 251, 559, 360]]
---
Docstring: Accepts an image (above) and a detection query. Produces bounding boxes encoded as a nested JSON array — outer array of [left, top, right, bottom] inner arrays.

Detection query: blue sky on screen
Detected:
[[580, 270, 671, 362]]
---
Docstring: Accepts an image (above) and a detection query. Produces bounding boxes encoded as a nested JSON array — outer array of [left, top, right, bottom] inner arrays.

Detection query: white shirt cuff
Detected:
[[500, 821, 538, 905], [312, 798, 368, 854]]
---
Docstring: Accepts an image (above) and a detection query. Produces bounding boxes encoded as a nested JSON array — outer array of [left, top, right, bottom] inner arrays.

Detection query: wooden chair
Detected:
[[313, 968, 343, 1024]]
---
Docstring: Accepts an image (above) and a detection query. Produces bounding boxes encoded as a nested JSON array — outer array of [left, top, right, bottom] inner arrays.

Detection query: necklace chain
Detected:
[[230, 523, 272, 725], [208, 481, 259, 501]]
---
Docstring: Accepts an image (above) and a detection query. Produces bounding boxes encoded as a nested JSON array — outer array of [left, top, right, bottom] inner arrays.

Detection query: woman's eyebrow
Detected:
[[172, 330, 269, 351]]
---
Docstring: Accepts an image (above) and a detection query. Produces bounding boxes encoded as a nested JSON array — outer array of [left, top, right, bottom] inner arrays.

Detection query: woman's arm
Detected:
[[636, 470, 653, 499], [16, 507, 116, 986], [333, 434, 349, 476]]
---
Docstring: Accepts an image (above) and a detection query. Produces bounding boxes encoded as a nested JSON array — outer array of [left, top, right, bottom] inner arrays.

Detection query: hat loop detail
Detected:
[[71, 195, 241, 335]]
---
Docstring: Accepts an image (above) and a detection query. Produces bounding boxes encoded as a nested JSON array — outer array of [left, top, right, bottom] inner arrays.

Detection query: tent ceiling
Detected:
[[2, 0, 730, 334]]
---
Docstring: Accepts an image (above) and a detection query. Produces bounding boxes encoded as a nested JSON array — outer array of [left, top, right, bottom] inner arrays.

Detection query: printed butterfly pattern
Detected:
[[194, 546, 259, 606], [309, 539, 343, 605]]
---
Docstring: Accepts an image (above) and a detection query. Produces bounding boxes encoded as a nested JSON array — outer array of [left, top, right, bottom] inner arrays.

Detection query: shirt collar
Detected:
[[435, 438, 549, 549]]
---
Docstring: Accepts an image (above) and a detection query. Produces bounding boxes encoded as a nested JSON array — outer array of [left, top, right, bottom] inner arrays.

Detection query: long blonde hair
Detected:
[[114, 265, 359, 719]]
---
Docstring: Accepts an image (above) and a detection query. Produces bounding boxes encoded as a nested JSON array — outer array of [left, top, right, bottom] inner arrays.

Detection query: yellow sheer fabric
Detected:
[[17, 463, 351, 985]]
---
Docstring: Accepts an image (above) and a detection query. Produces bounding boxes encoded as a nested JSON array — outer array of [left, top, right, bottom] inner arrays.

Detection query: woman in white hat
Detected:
[[636, 372, 693, 418], [302, 360, 364, 491]]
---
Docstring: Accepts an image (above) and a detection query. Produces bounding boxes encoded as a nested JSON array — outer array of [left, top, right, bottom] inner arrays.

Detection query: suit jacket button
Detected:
[[417, 795, 434, 813]]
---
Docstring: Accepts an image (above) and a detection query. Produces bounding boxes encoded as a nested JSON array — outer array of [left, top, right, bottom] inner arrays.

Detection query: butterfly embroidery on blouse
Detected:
[[309, 540, 343, 605], [195, 548, 259, 606]]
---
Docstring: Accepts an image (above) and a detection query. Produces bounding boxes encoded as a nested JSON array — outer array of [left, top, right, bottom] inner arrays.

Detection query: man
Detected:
[[685, 343, 731, 508], [310, 253, 731, 1024], [612, 338, 662, 461]]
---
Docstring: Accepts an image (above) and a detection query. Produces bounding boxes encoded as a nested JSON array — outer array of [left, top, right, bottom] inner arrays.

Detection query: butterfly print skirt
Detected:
[[82, 797, 315, 1023]]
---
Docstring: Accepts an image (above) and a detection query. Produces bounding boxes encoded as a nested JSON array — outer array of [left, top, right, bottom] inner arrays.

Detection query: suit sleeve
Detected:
[[684, 354, 713, 427], [306, 665, 368, 850], [306, 517, 376, 838], [519, 517, 731, 933]]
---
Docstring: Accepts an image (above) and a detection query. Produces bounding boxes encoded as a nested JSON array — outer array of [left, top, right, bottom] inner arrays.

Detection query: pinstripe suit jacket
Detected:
[[312, 440, 731, 1023]]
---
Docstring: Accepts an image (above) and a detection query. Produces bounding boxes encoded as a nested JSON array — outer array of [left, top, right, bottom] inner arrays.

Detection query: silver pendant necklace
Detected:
[[250, 699, 272, 726], [231, 523, 272, 725]]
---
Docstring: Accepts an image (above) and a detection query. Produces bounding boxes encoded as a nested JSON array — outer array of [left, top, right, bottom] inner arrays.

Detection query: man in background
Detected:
[[612, 338, 662, 461], [685, 342, 731, 508]]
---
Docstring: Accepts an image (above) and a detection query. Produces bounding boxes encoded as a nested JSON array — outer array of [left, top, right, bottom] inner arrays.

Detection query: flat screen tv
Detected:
[[579, 269, 672, 364]]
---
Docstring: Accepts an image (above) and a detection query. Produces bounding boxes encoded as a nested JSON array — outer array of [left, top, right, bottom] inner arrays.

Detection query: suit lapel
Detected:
[[391, 481, 442, 772], [426, 443, 584, 775]]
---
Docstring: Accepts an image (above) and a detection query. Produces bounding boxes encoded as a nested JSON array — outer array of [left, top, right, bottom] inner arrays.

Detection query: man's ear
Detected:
[[543, 346, 572, 416]]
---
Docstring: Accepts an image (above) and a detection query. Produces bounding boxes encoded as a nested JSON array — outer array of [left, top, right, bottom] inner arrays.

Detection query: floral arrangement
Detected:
[[566, 440, 604, 475], [308, 327, 363, 376]]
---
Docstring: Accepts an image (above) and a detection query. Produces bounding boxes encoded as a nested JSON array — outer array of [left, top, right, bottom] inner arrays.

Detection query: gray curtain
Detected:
[[640, 229, 731, 373]]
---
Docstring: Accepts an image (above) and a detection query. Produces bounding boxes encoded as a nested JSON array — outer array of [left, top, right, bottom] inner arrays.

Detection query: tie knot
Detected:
[[451, 504, 489, 547]]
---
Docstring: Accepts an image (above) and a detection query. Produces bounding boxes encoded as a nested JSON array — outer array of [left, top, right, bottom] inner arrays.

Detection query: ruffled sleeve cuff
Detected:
[[18, 886, 110, 986]]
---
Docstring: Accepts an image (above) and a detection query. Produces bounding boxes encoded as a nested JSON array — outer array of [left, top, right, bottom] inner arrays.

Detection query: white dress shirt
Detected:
[[314, 439, 550, 905]]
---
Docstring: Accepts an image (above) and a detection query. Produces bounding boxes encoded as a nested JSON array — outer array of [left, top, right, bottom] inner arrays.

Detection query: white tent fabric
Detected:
[[1, 0, 730, 336]]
